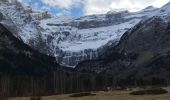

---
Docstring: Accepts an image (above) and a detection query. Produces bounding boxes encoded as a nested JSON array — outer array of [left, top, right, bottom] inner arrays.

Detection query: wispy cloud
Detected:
[[83, 0, 170, 15], [19, 0, 170, 16], [42, 0, 82, 9]]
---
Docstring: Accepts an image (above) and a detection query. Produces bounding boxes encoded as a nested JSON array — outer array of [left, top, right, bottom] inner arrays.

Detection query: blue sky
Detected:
[[21, 0, 84, 16], [19, 0, 170, 17]]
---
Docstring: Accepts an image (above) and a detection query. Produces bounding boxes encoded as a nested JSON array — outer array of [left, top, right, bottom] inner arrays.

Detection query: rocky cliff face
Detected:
[[0, 0, 47, 53], [76, 3, 170, 83], [0, 21, 59, 75], [39, 7, 158, 67]]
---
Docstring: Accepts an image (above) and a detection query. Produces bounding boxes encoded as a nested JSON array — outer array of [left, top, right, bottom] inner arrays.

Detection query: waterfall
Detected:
[[90, 51, 93, 60]]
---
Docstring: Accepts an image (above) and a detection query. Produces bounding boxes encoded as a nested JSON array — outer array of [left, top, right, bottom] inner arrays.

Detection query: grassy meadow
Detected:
[[9, 87, 170, 100]]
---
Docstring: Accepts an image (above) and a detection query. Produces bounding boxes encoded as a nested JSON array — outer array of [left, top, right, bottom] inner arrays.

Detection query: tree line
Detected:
[[0, 68, 170, 100]]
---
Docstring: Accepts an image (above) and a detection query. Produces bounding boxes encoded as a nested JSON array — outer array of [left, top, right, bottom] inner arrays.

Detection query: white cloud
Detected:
[[83, 0, 112, 15], [41, 0, 170, 15], [83, 0, 170, 15], [17, 0, 22, 2], [153, 0, 170, 7], [42, 0, 82, 9]]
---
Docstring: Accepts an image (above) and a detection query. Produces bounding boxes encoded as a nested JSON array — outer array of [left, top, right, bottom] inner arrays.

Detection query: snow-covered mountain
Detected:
[[0, 0, 46, 52], [39, 6, 158, 67], [76, 2, 170, 81], [1, 0, 170, 68]]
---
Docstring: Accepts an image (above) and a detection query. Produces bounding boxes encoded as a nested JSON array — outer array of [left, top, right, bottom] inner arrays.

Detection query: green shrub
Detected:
[[69, 92, 96, 97], [130, 88, 168, 95], [30, 97, 42, 100]]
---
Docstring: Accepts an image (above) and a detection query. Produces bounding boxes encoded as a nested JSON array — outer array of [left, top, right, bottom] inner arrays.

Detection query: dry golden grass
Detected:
[[9, 87, 170, 100]]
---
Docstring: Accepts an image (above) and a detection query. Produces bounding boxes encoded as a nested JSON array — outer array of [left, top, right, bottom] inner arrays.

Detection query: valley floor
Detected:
[[9, 87, 170, 100]]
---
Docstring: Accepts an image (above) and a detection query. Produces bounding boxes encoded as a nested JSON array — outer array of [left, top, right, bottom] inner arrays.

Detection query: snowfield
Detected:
[[57, 19, 141, 52]]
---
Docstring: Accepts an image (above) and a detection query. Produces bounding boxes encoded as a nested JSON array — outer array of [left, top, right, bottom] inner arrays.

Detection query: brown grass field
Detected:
[[9, 87, 170, 100]]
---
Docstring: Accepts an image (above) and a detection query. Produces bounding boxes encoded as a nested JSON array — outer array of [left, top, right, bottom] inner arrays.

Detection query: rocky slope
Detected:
[[0, 18, 98, 96], [76, 2, 170, 85], [39, 6, 158, 67], [0, 0, 47, 53], [0, 12, 59, 75]]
